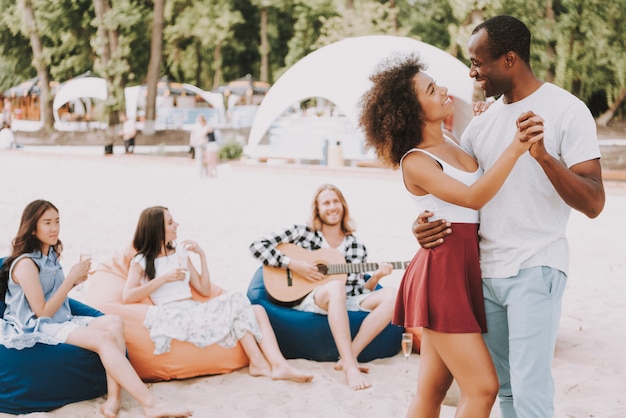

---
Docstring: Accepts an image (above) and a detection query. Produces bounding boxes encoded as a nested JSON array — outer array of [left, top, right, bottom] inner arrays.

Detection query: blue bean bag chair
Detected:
[[246, 267, 403, 362], [0, 257, 108, 414]]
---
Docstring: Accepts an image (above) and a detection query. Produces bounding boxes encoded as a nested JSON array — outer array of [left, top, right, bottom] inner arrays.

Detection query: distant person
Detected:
[[189, 114, 217, 177], [0, 122, 15, 149], [119, 114, 137, 154], [2, 97, 12, 127]]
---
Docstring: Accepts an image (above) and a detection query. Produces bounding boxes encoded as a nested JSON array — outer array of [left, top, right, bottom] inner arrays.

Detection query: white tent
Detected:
[[52, 77, 107, 122], [124, 83, 227, 129], [181, 83, 226, 125], [247, 36, 475, 148]]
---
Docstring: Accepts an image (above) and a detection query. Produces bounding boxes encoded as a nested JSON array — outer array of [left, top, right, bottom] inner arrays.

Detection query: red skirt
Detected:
[[393, 223, 487, 333]]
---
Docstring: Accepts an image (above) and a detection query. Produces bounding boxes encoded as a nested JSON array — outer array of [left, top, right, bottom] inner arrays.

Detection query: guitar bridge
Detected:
[[286, 268, 293, 287]]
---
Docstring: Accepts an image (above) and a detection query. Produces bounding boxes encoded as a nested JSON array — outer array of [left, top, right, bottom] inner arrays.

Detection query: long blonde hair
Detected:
[[308, 184, 356, 234]]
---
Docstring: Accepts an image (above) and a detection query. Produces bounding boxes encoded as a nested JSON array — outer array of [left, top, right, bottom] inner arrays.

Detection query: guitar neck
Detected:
[[326, 261, 408, 275]]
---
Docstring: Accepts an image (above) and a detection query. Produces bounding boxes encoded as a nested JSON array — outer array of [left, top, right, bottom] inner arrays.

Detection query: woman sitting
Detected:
[[123, 206, 313, 383]]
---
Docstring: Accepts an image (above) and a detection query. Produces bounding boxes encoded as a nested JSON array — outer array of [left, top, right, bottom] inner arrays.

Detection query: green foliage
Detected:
[[313, 2, 404, 49], [218, 140, 244, 160], [283, 0, 338, 70], [0, 0, 624, 122]]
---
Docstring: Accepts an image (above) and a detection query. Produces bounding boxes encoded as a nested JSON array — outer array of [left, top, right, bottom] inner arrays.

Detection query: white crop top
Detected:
[[400, 146, 483, 224], [132, 251, 192, 305]]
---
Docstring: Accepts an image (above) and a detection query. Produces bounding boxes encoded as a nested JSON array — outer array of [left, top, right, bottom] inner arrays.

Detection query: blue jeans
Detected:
[[482, 266, 567, 418]]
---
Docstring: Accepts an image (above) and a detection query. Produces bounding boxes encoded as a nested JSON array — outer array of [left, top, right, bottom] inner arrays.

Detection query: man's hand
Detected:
[[412, 210, 451, 249], [288, 259, 324, 282]]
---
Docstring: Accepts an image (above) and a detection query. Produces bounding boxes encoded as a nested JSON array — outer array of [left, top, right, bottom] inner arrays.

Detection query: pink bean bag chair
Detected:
[[81, 246, 248, 382]]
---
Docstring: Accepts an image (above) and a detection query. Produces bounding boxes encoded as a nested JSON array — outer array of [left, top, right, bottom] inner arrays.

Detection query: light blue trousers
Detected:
[[482, 266, 567, 418]]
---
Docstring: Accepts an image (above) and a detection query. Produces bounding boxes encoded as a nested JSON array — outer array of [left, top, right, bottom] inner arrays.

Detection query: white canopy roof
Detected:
[[52, 77, 107, 121], [248, 36, 475, 147]]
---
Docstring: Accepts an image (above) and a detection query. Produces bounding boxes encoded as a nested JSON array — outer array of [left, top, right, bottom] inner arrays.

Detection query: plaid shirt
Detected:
[[249, 224, 369, 296]]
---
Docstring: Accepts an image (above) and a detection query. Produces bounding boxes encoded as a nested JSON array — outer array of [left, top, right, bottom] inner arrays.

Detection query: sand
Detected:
[[1, 147, 625, 417]]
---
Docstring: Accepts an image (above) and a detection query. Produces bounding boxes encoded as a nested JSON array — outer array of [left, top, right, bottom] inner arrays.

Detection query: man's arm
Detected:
[[412, 210, 451, 249], [249, 232, 293, 268], [529, 143, 605, 218]]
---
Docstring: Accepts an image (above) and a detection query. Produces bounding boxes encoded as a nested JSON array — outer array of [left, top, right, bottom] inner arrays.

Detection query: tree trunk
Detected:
[[195, 42, 202, 87], [144, 0, 165, 135], [93, 0, 121, 153], [544, 0, 555, 82], [259, 7, 269, 83], [22, 0, 54, 131], [596, 87, 626, 127], [212, 40, 223, 91]]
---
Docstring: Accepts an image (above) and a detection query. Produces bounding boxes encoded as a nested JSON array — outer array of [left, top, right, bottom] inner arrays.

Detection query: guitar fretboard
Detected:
[[326, 261, 409, 275]]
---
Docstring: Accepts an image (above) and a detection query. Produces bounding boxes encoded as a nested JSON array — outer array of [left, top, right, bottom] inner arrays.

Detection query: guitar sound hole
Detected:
[[316, 264, 329, 275]]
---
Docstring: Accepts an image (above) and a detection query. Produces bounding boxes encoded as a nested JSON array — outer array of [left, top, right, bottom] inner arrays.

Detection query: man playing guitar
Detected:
[[249, 184, 396, 391]]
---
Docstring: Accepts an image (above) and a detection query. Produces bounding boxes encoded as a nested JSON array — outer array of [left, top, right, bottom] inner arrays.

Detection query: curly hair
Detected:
[[358, 52, 427, 168], [0, 200, 63, 299]]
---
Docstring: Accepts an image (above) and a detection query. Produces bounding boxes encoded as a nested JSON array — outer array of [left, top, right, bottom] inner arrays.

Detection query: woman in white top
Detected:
[[358, 53, 543, 417], [123, 206, 313, 383]]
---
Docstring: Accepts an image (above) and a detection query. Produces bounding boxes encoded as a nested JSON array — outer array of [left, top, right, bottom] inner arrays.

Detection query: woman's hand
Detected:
[[472, 100, 493, 116], [161, 268, 188, 283], [512, 111, 544, 156], [66, 259, 91, 286], [180, 239, 204, 256]]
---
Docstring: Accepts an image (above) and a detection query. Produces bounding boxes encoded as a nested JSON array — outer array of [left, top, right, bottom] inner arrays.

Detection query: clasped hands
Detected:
[[516, 110, 545, 156]]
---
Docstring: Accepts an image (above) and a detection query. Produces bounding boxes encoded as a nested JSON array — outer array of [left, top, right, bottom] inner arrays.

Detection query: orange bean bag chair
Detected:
[[81, 246, 248, 382]]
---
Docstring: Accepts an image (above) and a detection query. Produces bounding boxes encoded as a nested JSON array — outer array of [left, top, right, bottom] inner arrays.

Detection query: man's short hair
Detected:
[[472, 15, 531, 64]]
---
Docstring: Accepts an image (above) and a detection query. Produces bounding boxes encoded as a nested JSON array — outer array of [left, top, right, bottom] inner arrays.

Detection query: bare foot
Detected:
[[143, 400, 193, 418], [334, 358, 369, 373], [99, 398, 120, 418], [344, 366, 371, 391], [271, 363, 314, 383], [248, 359, 273, 379]]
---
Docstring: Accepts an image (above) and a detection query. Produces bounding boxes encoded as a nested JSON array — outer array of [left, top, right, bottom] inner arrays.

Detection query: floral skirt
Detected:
[[144, 291, 262, 354]]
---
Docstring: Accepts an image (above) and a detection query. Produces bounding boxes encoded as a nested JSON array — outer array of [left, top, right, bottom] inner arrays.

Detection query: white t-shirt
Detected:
[[131, 251, 192, 305], [460, 83, 601, 279]]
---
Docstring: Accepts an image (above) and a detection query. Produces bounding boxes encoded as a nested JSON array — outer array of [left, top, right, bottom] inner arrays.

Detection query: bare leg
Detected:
[[429, 331, 498, 418], [251, 305, 313, 382], [349, 287, 396, 360], [315, 281, 370, 390], [408, 329, 454, 417], [238, 332, 273, 378], [206, 151, 218, 178], [66, 315, 193, 418]]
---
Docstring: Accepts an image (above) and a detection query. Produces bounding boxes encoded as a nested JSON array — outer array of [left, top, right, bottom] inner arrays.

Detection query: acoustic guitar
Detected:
[[263, 243, 410, 303]]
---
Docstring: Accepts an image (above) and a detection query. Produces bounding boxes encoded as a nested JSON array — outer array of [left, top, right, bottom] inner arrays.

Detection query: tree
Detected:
[[164, 0, 243, 90], [0, 0, 35, 90], [144, 0, 165, 135], [313, 1, 403, 49], [20, 0, 54, 131]]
